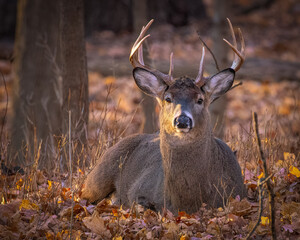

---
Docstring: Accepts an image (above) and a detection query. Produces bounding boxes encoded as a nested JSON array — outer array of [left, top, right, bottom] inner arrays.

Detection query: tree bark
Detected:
[[10, 0, 61, 169], [9, 0, 88, 171], [132, 0, 159, 133], [209, 0, 229, 138], [60, 0, 89, 169]]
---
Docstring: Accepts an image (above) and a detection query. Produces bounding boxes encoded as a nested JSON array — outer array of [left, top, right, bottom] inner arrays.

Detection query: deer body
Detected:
[[81, 20, 246, 213]]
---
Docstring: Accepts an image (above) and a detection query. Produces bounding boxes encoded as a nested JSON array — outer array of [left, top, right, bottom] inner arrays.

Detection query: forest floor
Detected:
[[0, 1, 300, 239]]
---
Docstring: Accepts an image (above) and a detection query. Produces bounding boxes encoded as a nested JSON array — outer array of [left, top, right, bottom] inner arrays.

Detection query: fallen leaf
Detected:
[[257, 172, 264, 179], [143, 209, 158, 226], [180, 234, 189, 240], [48, 180, 52, 191], [113, 236, 122, 240], [231, 198, 252, 216], [59, 203, 84, 218], [0, 200, 21, 225], [19, 199, 39, 211], [284, 152, 296, 162], [83, 211, 111, 238], [261, 216, 269, 226], [164, 221, 180, 234], [282, 224, 293, 233], [275, 160, 284, 167], [16, 178, 24, 190], [289, 166, 300, 178], [281, 202, 300, 220]]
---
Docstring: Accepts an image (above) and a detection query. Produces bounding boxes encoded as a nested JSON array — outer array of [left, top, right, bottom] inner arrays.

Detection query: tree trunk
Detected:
[[60, 0, 89, 169], [9, 0, 88, 171], [9, 0, 61, 169], [209, 0, 229, 138], [132, 0, 158, 133]]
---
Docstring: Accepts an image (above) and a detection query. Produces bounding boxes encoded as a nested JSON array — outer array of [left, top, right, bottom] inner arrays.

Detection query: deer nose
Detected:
[[174, 115, 192, 130]]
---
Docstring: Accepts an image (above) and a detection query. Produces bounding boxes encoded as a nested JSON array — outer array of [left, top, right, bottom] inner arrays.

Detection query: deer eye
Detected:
[[165, 97, 172, 103], [197, 98, 203, 105]]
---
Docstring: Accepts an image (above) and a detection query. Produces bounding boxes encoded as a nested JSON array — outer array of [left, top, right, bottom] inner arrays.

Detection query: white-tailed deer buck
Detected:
[[82, 19, 246, 213]]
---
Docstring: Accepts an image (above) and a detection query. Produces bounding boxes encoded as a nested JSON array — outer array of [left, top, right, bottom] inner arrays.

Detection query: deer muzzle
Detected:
[[174, 115, 193, 133]]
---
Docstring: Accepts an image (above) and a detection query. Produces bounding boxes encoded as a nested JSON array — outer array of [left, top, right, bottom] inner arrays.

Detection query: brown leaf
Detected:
[[281, 202, 300, 217], [143, 209, 158, 226], [0, 200, 21, 225], [96, 198, 118, 214], [163, 221, 180, 234], [59, 203, 84, 218], [231, 198, 252, 216], [83, 211, 111, 238]]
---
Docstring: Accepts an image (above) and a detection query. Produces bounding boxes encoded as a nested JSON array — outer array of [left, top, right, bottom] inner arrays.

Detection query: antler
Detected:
[[129, 19, 174, 85], [194, 46, 206, 87], [223, 18, 245, 72]]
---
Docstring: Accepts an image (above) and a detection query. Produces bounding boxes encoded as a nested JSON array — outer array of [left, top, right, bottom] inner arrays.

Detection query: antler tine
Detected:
[[129, 19, 153, 67], [223, 18, 245, 72], [137, 41, 144, 65], [195, 46, 206, 87], [129, 19, 174, 85]]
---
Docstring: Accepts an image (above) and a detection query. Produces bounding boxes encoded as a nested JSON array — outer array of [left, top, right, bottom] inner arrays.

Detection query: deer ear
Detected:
[[203, 68, 235, 102], [133, 67, 167, 98]]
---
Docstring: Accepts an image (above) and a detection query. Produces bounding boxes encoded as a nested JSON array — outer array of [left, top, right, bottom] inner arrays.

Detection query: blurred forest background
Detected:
[[0, 0, 299, 239]]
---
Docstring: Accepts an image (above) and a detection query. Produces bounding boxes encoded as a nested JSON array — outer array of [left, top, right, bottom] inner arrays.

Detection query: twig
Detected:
[[196, 33, 220, 72], [246, 112, 276, 239], [253, 112, 276, 240], [228, 81, 243, 92], [69, 110, 74, 239], [245, 178, 264, 239]]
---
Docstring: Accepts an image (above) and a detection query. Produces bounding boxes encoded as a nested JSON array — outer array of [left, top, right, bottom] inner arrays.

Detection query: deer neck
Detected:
[[159, 123, 216, 212]]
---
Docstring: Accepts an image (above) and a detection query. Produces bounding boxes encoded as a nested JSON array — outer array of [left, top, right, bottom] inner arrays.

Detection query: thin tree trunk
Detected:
[[10, 0, 61, 169], [210, 0, 229, 138], [133, 0, 158, 133], [60, 0, 89, 169]]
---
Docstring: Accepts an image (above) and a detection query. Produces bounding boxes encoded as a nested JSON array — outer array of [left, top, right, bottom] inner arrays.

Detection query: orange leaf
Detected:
[[19, 199, 39, 210], [257, 172, 264, 179], [284, 152, 295, 161], [16, 178, 24, 190], [180, 235, 188, 240], [275, 160, 284, 167], [261, 216, 269, 226], [113, 237, 122, 240], [289, 166, 300, 178], [79, 168, 84, 175], [112, 209, 119, 217], [48, 180, 52, 191]]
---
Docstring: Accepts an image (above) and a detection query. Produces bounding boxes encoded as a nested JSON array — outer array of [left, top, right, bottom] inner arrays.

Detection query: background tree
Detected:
[[60, 0, 89, 169], [10, 0, 62, 170], [132, 0, 158, 133], [9, 0, 88, 170], [209, 0, 229, 138]]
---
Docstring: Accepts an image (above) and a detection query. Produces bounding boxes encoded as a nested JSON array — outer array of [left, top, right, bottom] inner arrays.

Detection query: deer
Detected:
[[81, 19, 246, 214]]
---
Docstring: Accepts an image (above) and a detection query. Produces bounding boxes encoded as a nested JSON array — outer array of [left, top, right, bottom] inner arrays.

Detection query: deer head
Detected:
[[130, 19, 245, 142]]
